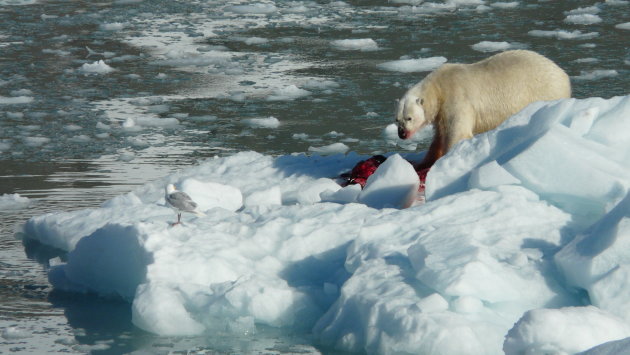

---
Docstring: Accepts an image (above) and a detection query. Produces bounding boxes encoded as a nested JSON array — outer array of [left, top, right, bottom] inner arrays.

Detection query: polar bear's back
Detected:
[[433, 50, 571, 133]]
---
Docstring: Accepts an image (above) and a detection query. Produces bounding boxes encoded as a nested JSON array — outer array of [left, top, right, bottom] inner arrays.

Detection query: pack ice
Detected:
[[22, 95, 630, 354]]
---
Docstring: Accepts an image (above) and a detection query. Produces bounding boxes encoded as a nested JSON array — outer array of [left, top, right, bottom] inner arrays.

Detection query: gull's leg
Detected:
[[171, 212, 182, 227]]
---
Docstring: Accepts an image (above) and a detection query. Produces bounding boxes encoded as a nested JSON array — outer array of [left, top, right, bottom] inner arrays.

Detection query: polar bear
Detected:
[[396, 50, 571, 170]]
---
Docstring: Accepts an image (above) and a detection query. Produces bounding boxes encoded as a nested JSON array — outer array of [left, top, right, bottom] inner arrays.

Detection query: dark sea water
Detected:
[[1, 0, 628, 353]]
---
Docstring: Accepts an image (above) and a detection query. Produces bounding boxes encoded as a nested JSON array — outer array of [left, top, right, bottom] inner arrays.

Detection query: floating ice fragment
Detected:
[[96, 122, 110, 130], [302, 79, 339, 90], [1, 327, 31, 340], [64, 124, 82, 132], [6, 112, 24, 119], [69, 135, 92, 143], [331, 38, 379, 51], [565, 14, 602, 25], [377, 56, 447, 72], [23, 136, 50, 147], [573, 70, 618, 81], [10, 89, 32, 96], [243, 116, 280, 129], [80, 60, 114, 74], [471, 41, 514, 52], [118, 151, 135, 162], [135, 116, 180, 128], [491, 2, 519, 9], [224, 3, 277, 14], [132, 283, 205, 336], [615, 22, 630, 30], [240, 37, 268, 45], [0, 96, 33, 104], [100, 22, 125, 31], [267, 85, 311, 101], [0, 193, 30, 211], [528, 29, 599, 40], [308, 142, 349, 155], [565, 5, 601, 15]]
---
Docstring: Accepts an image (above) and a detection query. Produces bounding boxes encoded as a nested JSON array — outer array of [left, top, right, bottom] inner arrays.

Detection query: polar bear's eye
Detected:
[[417, 98, 424, 105]]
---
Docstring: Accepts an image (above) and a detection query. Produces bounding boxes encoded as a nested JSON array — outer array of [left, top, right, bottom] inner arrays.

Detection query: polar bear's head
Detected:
[[396, 93, 426, 140]]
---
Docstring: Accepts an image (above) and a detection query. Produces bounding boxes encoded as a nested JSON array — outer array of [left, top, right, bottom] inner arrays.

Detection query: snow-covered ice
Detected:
[[20, 95, 630, 354]]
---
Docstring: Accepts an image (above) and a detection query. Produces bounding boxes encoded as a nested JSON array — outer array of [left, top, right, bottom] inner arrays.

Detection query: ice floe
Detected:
[[21, 95, 630, 354]]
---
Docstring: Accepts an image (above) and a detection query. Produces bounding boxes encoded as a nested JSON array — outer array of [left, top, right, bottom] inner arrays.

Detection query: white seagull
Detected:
[[165, 184, 205, 226]]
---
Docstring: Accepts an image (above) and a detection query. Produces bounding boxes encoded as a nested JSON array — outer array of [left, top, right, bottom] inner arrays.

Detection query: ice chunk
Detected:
[[330, 39, 379, 51], [0, 193, 30, 211], [23, 136, 50, 147], [320, 184, 362, 204], [243, 116, 280, 129], [565, 14, 602, 25], [491, 2, 519, 9], [100, 22, 126, 31], [1, 327, 31, 340], [555, 193, 630, 321], [573, 70, 618, 81], [501, 125, 628, 218], [0, 96, 33, 104], [19, 94, 630, 355], [48, 223, 150, 299], [0, 141, 11, 151], [179, 179, 243, 212], [468, 160, 521, 189], [504, 307, 630, 355], [80, 60, 114, 74], [427, 96, 630, 225], [132, 283, 205, 336], [296, 178, 341, 205], [357, 154, 419, 209], [528, 29, 599, 40], [267, 85, 311, 101], [308, 143, 349, 155], [224, 3, 277, 14], [471, 41, 514, 52], [377, 56, 447, 72]]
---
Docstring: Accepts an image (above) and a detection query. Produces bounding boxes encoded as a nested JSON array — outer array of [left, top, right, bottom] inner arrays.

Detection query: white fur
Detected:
[[396, 50, 571, 169]]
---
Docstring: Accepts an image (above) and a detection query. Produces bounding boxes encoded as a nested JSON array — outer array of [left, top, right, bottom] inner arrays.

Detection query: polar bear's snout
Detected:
[[398, 125, 409, 139]]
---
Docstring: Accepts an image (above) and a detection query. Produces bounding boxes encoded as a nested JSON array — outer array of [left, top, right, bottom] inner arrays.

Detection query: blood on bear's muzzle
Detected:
[[398, 126, 408, 139]]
